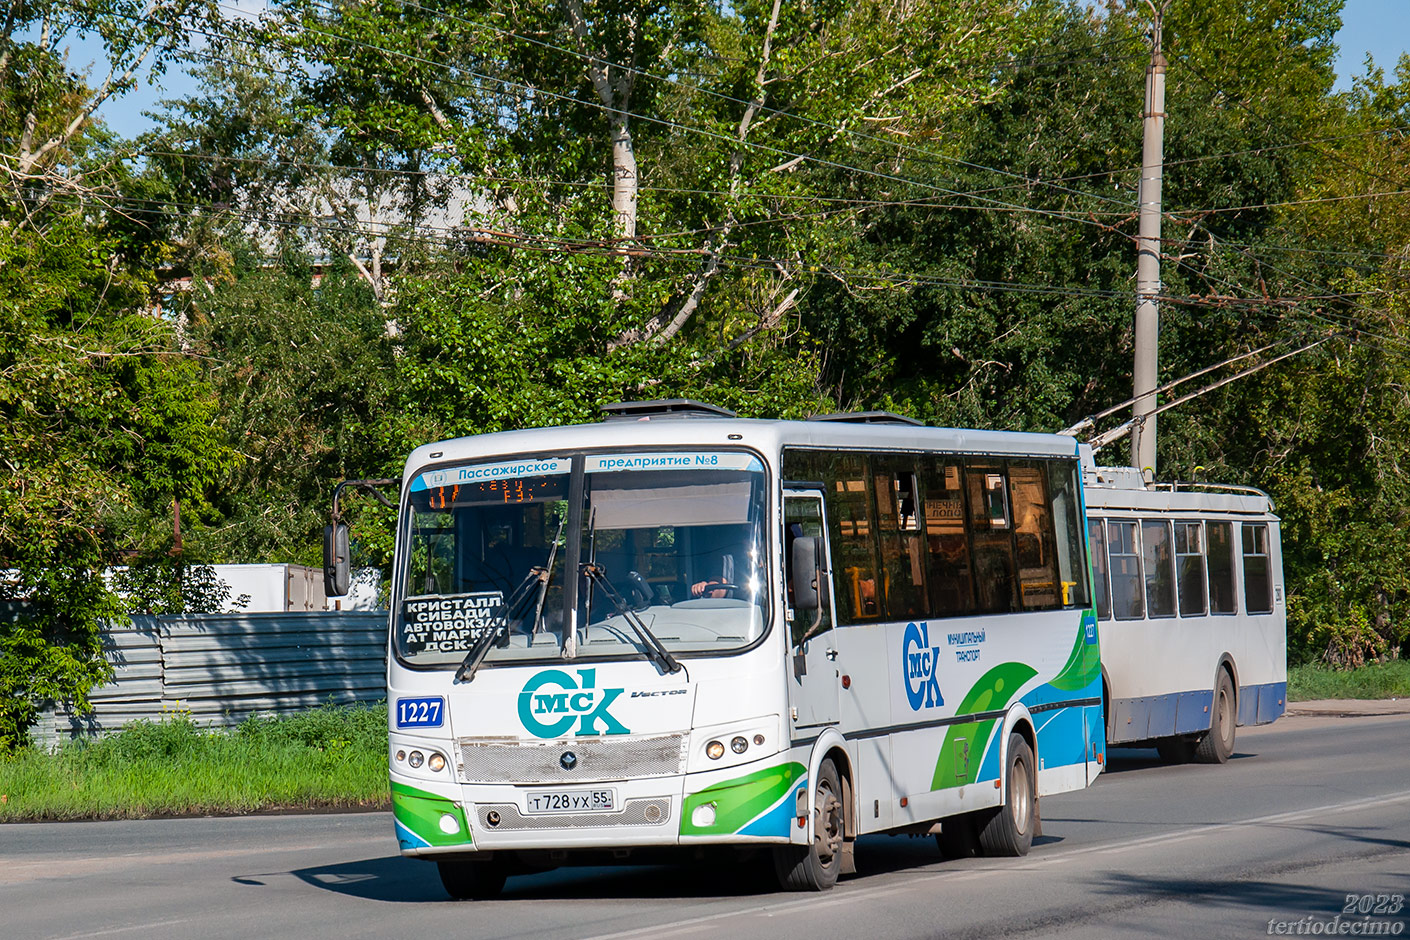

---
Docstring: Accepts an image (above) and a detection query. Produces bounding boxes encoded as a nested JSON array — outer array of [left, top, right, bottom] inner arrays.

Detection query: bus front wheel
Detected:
[[437, 859, 508, 900], [1194, 671, 1236, 764], [977, 733, 1036, 857], [773, 758, 844, 891]]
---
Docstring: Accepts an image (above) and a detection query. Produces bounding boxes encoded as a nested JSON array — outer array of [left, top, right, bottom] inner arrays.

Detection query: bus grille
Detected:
[[454, 733, 687, 784], [474, 798, 673, 831]]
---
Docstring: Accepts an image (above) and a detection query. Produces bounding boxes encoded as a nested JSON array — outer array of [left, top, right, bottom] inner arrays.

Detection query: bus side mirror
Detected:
[[324, 523, 350, 597], [791, 536, 821, 611]]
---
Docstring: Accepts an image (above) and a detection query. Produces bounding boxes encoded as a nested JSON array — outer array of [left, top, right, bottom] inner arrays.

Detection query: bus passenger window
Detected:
[[1108, 521, 1145, 620], [827, 453, 881, 624], [873, 459, 926, 620], [1009, 461, 1060, 610], [1088, 519, 1112, 620], [1242, 523, 1273, 614], [1175, 521, 1208, 616], [922, 460, 973, 616], [966, 462, 1018, 613], [1207, 521, 1237, 613], [1047, 460, 1091, 609], [1142, 520, 1175, 618]]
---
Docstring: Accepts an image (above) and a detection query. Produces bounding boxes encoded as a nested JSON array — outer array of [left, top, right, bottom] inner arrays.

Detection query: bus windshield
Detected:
[[395, 450, 769, 668]]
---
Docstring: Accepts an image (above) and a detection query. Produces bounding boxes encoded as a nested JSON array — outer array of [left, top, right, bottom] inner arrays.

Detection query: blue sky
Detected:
[[68, 1, 1410, 138]]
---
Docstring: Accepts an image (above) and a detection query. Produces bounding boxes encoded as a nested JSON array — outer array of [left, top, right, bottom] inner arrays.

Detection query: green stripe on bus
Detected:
[[391, 781, 471, 848], [681, 762, 807, 837], [931, 662, 1037, 790], [1049, 614, 1102, 692]]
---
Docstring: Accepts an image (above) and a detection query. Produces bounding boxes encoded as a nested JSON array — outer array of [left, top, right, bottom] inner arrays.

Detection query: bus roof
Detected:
[[403, 416, 1083, 482]]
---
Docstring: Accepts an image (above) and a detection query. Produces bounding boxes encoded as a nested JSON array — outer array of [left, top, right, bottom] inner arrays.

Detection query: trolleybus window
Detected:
[[1242, 522, 1273, 614], [1108, 520, 1145, 620], [1142, 520, 1176, 618], [1088, 518, 1112, 620], [1174, 521, 1208, 616], [1207, 521, 1238, 614]]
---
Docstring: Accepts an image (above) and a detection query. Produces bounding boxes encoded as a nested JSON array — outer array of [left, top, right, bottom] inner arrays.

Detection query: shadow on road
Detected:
[[1101, 747, 1259, 774], [252, 832, 1063, 903], [1088, 867, 1409, 924]]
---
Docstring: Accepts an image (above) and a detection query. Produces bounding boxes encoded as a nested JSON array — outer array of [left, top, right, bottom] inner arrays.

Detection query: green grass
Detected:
[[1288, 660, 1410, 701], [0, 703, 390, 822]]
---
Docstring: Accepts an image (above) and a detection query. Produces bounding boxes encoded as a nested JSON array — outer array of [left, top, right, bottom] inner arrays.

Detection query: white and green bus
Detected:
[[327, 401, 1104, 898]]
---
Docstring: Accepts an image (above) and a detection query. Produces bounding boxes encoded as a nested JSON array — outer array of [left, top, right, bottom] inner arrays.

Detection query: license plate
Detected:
[[524, 788, 617, 815]]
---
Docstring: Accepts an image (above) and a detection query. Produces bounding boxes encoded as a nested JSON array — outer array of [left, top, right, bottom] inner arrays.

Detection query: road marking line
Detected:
[[49, 917, 197, 939], [1034, 790, 1410, 865], [575, 790, 1410, 940]]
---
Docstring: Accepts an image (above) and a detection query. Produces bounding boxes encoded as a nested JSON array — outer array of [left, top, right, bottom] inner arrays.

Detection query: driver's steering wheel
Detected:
[[692, 580, 743, 599]]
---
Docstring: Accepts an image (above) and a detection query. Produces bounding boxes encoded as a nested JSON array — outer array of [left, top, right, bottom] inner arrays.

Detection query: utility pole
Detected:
[[1130, 0, 1169, 479]]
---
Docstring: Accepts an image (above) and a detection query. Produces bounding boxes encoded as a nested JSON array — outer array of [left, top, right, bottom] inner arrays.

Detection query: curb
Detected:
[[1284, 698, 1410, 718]]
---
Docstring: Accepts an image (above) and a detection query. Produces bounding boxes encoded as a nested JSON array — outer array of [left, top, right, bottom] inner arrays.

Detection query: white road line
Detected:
[[574, 790, 1410, 940], [49, 918, 198, 940]]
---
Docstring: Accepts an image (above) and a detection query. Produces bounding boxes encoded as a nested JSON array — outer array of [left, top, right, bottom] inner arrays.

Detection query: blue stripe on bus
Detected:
[[974, 703, 1092, 782], [1034, 705, 1088, 768], [738, 789, 798, 838], [395, 819, 432, 851]]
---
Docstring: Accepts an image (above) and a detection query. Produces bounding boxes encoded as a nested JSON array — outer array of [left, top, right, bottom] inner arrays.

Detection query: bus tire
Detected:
[[1194, 671, 1236, 764], [437, 859, 508, 900], [773, 758, 844, 891], [977, 733, 1036, 857]]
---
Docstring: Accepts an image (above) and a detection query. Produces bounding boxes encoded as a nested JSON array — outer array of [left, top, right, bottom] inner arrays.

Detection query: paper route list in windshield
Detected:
[[402, 592, 504, 653]]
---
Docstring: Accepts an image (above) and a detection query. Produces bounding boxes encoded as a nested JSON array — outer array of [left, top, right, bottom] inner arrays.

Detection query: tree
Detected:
[[0, 4, 233, 748]]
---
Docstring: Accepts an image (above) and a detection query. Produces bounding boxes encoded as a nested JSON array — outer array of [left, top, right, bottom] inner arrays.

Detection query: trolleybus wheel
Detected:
[[773, 758, 844, 891], [1194, 671, 1236, 764], [437, 859, 508, 900], [977, 733, 1036, 857]]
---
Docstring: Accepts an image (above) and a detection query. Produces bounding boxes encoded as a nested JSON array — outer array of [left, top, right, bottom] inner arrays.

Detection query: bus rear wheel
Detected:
[[1194, 671, 1236, 764], [773, 758, 844, 891], [438, 859, 508, 900], [977, 733, 1036, 857]]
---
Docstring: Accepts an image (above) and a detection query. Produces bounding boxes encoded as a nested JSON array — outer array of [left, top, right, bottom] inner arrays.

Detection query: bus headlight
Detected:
[[408, 750, 425, 768], [706, 740, 725, 760], [692, 803, 717, 827], [730, 736, 748, 754], [428, 753, 446, 773]]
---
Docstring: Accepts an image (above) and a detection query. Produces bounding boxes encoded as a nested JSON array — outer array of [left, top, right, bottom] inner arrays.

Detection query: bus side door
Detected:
[[784, 490, 841, 731]]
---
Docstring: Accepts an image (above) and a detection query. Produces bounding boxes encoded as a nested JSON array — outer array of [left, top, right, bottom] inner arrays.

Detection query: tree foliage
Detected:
[[6, 0, 1410, 751]]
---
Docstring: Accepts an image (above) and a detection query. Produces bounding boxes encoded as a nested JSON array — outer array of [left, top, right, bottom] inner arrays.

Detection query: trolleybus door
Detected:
[[783, 490, 841, 731]]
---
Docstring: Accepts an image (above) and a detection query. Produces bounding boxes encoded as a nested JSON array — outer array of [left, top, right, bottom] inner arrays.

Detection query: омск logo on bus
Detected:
[[518, 668, 632, 737], [903, 622, 945, 711]]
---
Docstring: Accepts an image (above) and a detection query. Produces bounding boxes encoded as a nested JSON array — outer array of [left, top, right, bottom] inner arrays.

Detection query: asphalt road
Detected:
[[3, 713, 1407, 940]]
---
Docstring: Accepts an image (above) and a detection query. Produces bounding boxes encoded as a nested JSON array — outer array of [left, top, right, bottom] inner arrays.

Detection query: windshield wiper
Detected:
[[580, 563, 683, 675], [454, 567, 543, 684], [529, 513, 566, 637]]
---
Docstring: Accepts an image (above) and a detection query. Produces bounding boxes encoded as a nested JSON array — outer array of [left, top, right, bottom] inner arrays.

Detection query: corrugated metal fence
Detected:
[[32, 611, 389, 747]]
